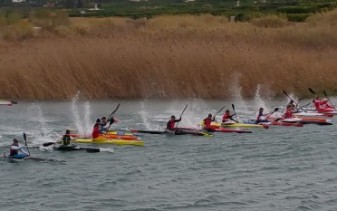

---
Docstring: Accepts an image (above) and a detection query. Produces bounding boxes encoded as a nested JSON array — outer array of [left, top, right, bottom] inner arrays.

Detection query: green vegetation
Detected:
[[1, 0, 337, 22]]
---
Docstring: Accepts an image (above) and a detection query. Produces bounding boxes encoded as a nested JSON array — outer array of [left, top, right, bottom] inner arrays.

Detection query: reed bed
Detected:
[[0, 12, 337, 100]]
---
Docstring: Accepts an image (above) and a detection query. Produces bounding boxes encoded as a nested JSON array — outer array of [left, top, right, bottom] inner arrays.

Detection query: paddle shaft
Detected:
[[231, 104, 238, 122], [213, 106, 226, 117], [176, 104, 188, 128], [323, 90, 335, 109], [108, 103, 120, 120], [23, 133, 31, 156]]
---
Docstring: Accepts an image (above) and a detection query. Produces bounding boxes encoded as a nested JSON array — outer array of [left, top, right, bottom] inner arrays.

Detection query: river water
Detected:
[[1, 99, 337, 211]]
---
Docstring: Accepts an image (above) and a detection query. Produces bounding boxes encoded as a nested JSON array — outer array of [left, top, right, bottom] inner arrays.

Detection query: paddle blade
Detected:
[[231, 104, 235, 111], [308, 88, 316, 95], [85, 148, 100, 153], [23, 133, 26, 141], [42, 142, 56, 147]]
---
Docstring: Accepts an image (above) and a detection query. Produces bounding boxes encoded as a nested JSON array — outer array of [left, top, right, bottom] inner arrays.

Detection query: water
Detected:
[[1, 99, 337, 211]]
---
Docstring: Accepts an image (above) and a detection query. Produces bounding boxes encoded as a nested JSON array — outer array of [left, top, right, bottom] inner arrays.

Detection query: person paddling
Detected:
[[283, 104, 294, 119], [92, 118, 101, 139], [62, 129, 72, 146], [202, 114, 215, 130], [255, 107, 269, 124], [8, 138, 29, 159], [166, 115, 181, 131], [222, 109, 237, 123], [100, 116, 115, 133]]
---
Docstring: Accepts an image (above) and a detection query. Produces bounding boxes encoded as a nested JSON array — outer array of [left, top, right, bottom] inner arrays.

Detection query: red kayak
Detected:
[[207, 127, 252, 133], [268, 121, 303, 127], [178, 126, 252, 134]]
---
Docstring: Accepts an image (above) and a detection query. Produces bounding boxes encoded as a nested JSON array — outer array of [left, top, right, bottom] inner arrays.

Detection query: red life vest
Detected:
[[92, 124, 100, 139], [167, 120, 176, 130], [222, 114, 230, 122], [283, 109, 293, 119], [203, 117, 212, 128]]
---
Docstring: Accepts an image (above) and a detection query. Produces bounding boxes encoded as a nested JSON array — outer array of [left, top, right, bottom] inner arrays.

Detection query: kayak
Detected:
[[245, 119, 303, 127], [130, 129, 213, 137], [70, 131, 140, 140], [206, 127, 252, 133], [265, 121, 303, 127], [211, 122, 268, 129], [1, 153, 65, 163], [268, 117, 333, 126], [178, 126, 252, 134], [0, 100, 17, 106], [72, 138, 144, 146], [293, 112, 333, 117], [54, 144, 101, 153]]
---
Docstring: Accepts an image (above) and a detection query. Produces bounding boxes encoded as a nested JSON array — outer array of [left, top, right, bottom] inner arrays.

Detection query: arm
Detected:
[[175, 118, 181, 122]]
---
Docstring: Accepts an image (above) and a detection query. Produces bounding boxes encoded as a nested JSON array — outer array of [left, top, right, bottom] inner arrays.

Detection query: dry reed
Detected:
[[1, 11, 337, 100]]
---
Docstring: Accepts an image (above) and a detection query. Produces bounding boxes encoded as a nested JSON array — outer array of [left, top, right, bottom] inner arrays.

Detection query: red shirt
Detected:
[[222, 113, 230, 122], [283, 109, 293, 119], [203, 117, 212, 128], [92, 124, 100, 139]]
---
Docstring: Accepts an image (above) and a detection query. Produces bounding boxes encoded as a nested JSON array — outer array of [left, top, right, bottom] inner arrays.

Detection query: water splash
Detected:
[[27, 104, 56, 144], [254, 84, 269, 112], [229, 73, 250, 119], [71, 92, 93, 136], [71, 91, 83, 135], [99, 147, 114, 153], [139, 101, 152, 130], [83, 101, 92, 134]]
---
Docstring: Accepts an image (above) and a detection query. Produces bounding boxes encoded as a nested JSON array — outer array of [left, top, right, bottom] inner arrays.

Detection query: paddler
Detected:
[[313, 96, 334, 112], [92, 118, 101, 139], [100, 116, 116, 133], [8, 138, 29, 159], [62, 129, 72, 146], [287, 100, 296, 111], [202, 114, 215, 130], [222, 110, 238, 123], [166, 115, 181, 131], [255, 107, 269, 124], [283, 104, 294, 119]]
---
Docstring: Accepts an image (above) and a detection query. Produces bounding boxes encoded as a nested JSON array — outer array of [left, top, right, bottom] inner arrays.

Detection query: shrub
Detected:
[[29, 9, 70, 31], [251, 15, 288, 28]]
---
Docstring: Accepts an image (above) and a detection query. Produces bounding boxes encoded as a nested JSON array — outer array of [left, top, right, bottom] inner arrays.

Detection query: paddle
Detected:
[[231, 104, 239, 122], [23, 133, 31, 156], [308, 88, 316, 95], [107, 103, 120, 120], [175, 104, 188, 128], [213, 105, 225, 118], [296, 102, 311, 112], [266, 108, 279, 121], [323, 90, 335, 109], [282, 90, 301, 108], [282, 90, 296, 103]]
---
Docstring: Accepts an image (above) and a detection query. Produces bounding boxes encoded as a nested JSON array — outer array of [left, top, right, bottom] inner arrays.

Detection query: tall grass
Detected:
[[1, 11, 337, 99]]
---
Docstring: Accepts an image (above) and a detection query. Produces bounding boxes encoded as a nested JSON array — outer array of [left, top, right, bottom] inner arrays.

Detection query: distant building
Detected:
[[12, 0, 25, 2]]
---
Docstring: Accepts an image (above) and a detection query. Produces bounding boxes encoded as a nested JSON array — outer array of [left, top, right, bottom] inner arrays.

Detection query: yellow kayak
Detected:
[[72, 138, 144, 146], [211, 122, 266, 128]]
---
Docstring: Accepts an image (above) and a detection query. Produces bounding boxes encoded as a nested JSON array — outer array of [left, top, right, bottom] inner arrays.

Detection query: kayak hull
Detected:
[[211, 122, 267, 129], [131, 129, 213, 137], [70, 131, 140, 140], [72, 138, 144, 146]]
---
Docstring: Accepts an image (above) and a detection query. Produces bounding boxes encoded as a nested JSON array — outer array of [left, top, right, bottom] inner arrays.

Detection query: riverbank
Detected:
[[1, 11, 337, 100]]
